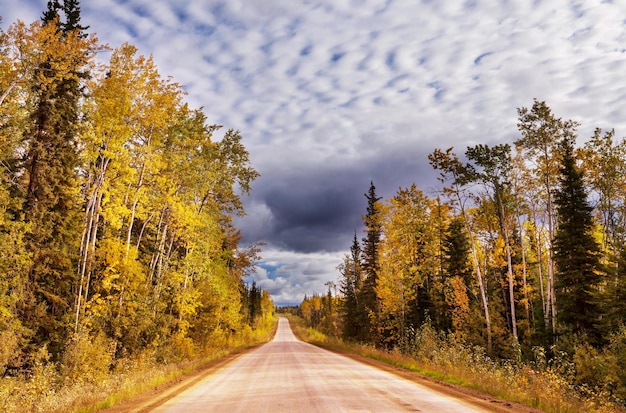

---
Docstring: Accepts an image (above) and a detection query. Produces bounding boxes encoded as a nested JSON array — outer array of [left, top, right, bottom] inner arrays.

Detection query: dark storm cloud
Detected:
[[238, 144, 440, 255], [239, 167, 366, 253]]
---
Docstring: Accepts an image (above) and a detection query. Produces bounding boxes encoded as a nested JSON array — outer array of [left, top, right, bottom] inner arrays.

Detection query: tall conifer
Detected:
[[339, 233, 364, 340], [360, 181, 382, 343], [442, 217, 473, 337], [553, 135, 602, 343], [20, 0, 88, 357]]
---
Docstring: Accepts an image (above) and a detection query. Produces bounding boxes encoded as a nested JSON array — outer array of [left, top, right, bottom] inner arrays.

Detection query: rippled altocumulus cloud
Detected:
[[4, 0, 626, 304]]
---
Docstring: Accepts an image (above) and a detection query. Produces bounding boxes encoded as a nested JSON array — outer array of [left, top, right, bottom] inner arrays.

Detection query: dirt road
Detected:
[[149, 317, 494, 412]]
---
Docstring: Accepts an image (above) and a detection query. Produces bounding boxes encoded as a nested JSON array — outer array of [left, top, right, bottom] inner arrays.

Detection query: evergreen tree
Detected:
[[339, 233, 365, 340], [42, 0, 62, 26], [442, 217, 473, 338], [360, 181, 382, 343], [19, 0, 89, 358], [444, 218, 473, 285], [553, 135, 603, 343], [61, 0, 89, 35], [248, 281, 261, 325], [42, 0, 89, 35]]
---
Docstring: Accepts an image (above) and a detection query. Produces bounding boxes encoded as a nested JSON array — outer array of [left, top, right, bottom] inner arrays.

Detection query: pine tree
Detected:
[[360, 181, 382, 343], [553, 134, 602, 343]]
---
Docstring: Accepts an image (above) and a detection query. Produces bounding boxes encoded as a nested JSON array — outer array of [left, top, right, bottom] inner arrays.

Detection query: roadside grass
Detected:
[[0, 318, 278, 413], [285, 315, 625, 413]]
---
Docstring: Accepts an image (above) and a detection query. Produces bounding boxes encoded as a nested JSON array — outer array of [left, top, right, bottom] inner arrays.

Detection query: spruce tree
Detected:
[[339, 233, 364, 340], [444, 218, 473, 285], [61, 0, 89, 35], [42, 0, 62, 26], [42, 0, 88, 35], [248, 281, 261, 325], [360, 181, 382, 343], [20, 0, 88, 358], [442, 217, 474, 335], [553, 135, 602, 343]]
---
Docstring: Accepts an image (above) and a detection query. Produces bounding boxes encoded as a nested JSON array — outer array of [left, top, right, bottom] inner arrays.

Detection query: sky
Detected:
[[3, 1, 626, 305]]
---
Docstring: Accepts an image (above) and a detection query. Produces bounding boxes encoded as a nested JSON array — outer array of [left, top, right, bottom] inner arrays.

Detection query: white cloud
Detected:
[[249, 245, 344, 305]]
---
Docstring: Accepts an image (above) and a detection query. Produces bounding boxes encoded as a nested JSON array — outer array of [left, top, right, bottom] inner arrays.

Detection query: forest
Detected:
[[0, 2, 273, 407], [301, 99, 626, 407]]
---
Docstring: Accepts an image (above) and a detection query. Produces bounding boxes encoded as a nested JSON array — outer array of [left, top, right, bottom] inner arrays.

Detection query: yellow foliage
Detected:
[[0, 12, 262, 411], [447, 276, 470, 338], [61, 330, 115, 385], [377, 185, 435, 343]]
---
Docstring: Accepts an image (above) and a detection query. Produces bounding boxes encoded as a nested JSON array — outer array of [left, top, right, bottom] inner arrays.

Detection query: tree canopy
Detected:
[[0, 3, 270, 377]]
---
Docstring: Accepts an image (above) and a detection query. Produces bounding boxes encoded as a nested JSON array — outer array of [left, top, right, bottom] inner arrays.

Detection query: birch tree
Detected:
[[516, 100, 577, 338], [465, 144, 519, 341]]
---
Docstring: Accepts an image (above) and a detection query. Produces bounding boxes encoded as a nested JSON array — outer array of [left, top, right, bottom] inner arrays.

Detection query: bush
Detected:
[[60, 330, 115, 386]]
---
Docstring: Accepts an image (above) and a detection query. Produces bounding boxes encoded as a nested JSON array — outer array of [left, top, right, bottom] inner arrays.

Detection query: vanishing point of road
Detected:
[[151, 317, 494, 412]]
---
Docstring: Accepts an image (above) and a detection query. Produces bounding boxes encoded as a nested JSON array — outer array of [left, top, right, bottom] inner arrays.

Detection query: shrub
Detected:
[[60, 330, 115, 386]]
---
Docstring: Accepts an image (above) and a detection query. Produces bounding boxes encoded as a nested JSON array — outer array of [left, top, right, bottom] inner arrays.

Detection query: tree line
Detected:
[[302, 99, 626, 400], [0, 1, 271, 376]]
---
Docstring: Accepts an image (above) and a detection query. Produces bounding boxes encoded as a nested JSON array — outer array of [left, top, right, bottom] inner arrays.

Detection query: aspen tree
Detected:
[[376, 185, 434, 347], [516, 100, 575, 338], [429, 148, 493, 354], [465, 144, 518, 341]]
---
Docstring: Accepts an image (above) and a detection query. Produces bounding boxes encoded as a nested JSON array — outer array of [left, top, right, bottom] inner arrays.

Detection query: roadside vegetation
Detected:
[[291, 98, 626, 412]]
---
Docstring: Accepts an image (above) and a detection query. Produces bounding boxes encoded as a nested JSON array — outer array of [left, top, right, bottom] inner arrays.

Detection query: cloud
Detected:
[[4, 0, 626, 305], [1, 1, 41, 26], [248, 246, 343, 306]]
